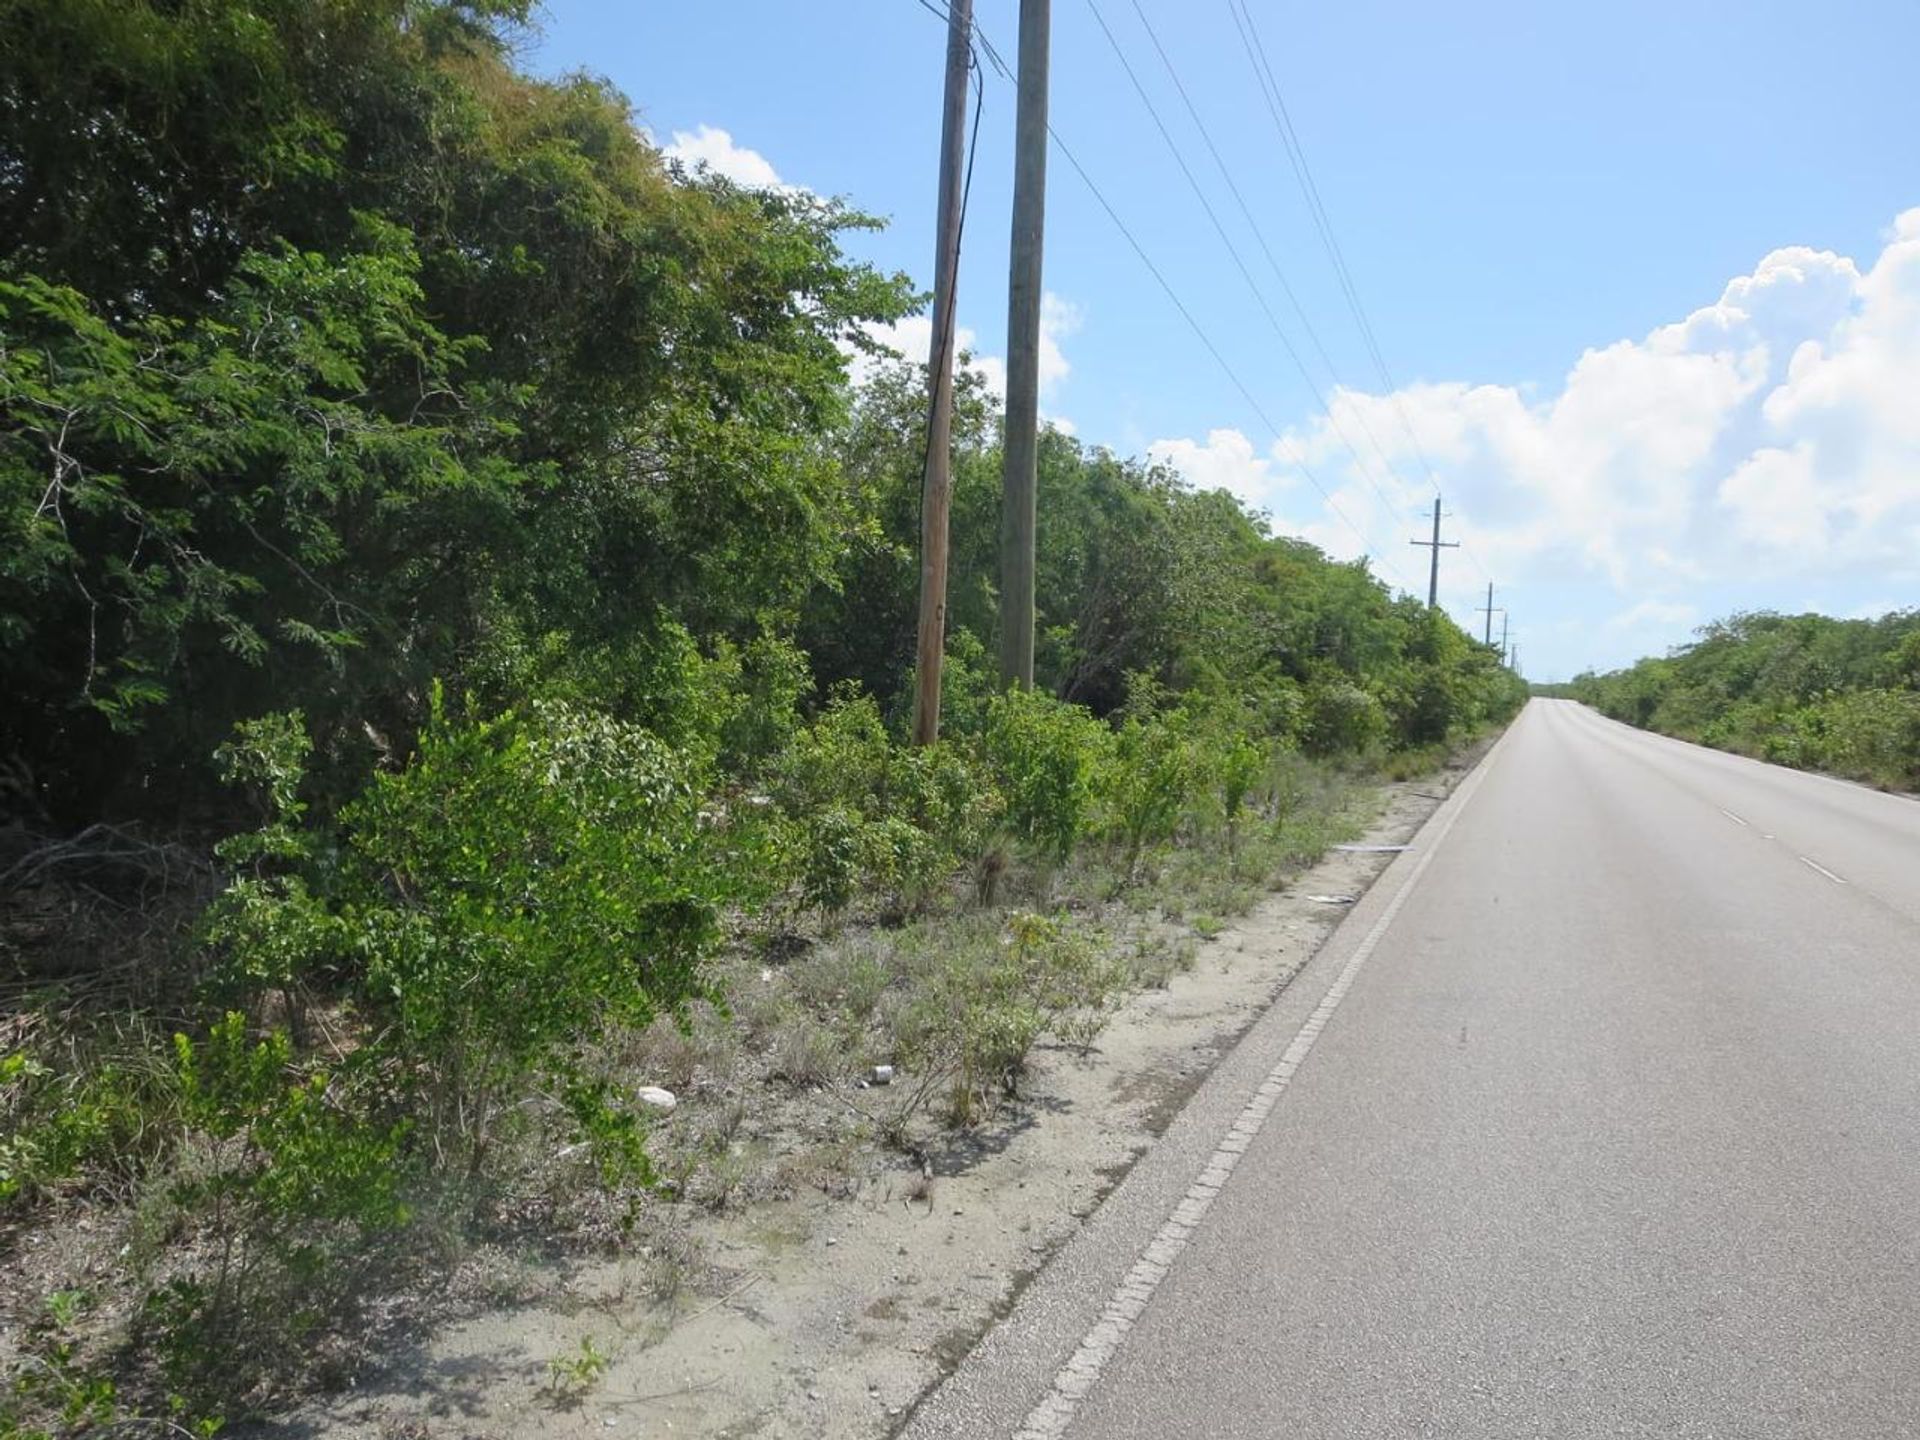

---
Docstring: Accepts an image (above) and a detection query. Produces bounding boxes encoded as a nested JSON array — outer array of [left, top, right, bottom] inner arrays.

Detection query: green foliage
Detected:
[[545, 1335, 612, 1399], [1574, 610, 1920, 789], [1, 0, 913, 825], [338, 694, 722, 1172], [0, 0, 1530, 1420], [767, 689, 1000, 915], [1210, 724, 1268, 834], [171, 1013, 407, 1230], [892, 911, 1126, 1126], [199, 693, 730, 1191], [1, 225, 522, 812], [0, 1049, 168, 1209], [980, 689, 1112, 864], [0, 1289, 225, 1440], [1103, 701, 1198, 865], [1302, 678, 1389, 756]]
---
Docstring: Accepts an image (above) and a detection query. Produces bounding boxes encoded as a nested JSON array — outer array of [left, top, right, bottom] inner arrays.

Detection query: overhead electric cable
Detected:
[[1125, 0, 1429, 522], [1225, 0, 1494, 587], [925, 1, 1416, 590], [1045, 126, 1415, 590], [1084, 0, 1413, 564]]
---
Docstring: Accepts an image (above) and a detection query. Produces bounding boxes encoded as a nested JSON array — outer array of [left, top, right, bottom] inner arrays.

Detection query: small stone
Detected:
[[636, 1085, 678, 1112]]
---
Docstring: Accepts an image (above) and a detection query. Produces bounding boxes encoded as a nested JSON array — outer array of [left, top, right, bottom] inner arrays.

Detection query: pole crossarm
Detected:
[[1408, 495, 1459, 609]]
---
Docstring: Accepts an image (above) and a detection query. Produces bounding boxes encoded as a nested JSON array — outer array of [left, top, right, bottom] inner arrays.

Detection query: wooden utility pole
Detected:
[[1478, 582, 1496, 645], [911, 0, 973, 745], [1409, 495, 1459, 611], [999, 0, 1050, 689]]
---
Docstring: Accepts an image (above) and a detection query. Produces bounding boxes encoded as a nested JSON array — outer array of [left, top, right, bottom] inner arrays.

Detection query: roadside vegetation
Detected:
[[1560, 610, 1920, 790], [0, 2, 1524, 1432]]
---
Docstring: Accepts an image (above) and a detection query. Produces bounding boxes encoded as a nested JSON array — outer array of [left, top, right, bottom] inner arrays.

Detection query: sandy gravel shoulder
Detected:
[[263, 754, 1482, 1440]]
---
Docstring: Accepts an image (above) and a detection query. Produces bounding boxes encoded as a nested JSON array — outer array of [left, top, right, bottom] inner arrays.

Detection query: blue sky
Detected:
[[530, 0, 1920, 680]]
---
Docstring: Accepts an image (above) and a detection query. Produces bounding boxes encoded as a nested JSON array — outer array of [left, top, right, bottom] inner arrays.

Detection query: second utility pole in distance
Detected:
[[999, 0, 1049, 689], [911, 0, 973, 744], [1478, 581, 1497, 645], [1409, 495, 1459, 610]]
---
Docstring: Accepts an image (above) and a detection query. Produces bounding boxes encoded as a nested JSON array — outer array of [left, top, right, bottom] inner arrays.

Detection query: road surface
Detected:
[[906, 699, 1920, 1438]]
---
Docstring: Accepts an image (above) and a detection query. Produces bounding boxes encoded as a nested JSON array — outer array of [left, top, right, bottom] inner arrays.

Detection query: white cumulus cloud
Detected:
[[846, 292, 1082, 433], [1155, 209, 1920, 600], [1147, 428, 1275, 509], [659, 124, 786, 189]]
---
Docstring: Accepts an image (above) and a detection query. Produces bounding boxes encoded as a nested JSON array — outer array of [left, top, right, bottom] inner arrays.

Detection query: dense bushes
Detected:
[[0, 0, 1526, 1428], [1570, 611, 1920, 789]]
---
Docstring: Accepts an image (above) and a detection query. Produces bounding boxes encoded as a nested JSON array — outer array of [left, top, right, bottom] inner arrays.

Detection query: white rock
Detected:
[[870, 1065, 895, 1085], [636, 1085, 678, 1112]]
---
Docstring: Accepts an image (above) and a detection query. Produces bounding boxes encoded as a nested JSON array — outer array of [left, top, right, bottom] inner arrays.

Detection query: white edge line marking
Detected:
[[1010, 733, 1507, 1440], [1717, 807, 1749, 827], [1798, 856, 1849, 886]]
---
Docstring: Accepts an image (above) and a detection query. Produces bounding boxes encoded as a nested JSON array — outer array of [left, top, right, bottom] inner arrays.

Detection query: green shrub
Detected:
[[1103, 710, 1195, 866], [340, 694, 721, 1174], [206, 695, 728, 1183], [1301, 680, 1387, 756], [719, 633, 814, 774], [168, 1012, 408, 1232], [1809, 688, 1920, 787], [980, 689, 1110, 864], [0, 1289, 225, 1440], [891, 911, 1125, 1126], [0, 1050, 167, 1209], [890, 738, 1004, 885], [768, 690, 1000, 915]]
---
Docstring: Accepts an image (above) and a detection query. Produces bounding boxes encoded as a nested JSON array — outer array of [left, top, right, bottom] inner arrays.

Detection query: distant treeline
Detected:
[[1568, 611, 1920, 789]]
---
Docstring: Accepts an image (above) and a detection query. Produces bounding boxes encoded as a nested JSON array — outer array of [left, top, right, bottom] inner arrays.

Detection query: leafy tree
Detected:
[[1, 0, 912, 822], [1572, 609, 1920, 789]]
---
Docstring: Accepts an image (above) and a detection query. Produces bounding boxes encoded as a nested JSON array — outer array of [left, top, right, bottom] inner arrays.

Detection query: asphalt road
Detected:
[[907, 699, 1920, 1439]]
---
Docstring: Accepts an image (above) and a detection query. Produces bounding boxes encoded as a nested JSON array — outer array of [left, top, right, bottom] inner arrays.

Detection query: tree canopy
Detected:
[[1570, 610, 1920, 789]]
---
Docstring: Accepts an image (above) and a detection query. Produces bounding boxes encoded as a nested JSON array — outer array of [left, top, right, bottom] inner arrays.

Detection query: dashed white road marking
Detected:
[[1799, 856, 1849, 886], [1718, 807, 1750, 828], [1010, 727, 1508, 1440]]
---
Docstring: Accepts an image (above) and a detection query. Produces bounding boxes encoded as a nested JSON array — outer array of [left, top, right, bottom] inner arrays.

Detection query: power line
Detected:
[[937, 3, 1415, 591], [1044, 125, 1414, 591], [1225, 0, 1495, 587], [1084, 0, 1414, 565], [917, 0, 1009, 76], [1125, 0, 1433, 537]]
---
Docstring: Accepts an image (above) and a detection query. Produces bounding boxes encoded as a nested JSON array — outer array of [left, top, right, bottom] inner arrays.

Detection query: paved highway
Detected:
[[907, 699, 1920, 1438]]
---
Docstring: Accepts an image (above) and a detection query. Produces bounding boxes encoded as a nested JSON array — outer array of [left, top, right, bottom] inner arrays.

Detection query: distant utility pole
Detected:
[[911, 0, 973, 745], [1512, 645, 1522, 676], [1478, 582, 1497, 645], [1409, 496, 1459, 611], [1499, 611, 1510, 665], [999, 0, 1050, 689]]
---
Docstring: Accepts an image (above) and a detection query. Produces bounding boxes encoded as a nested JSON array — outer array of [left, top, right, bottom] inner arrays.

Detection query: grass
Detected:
[[0, 740, 1461, 1435]]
